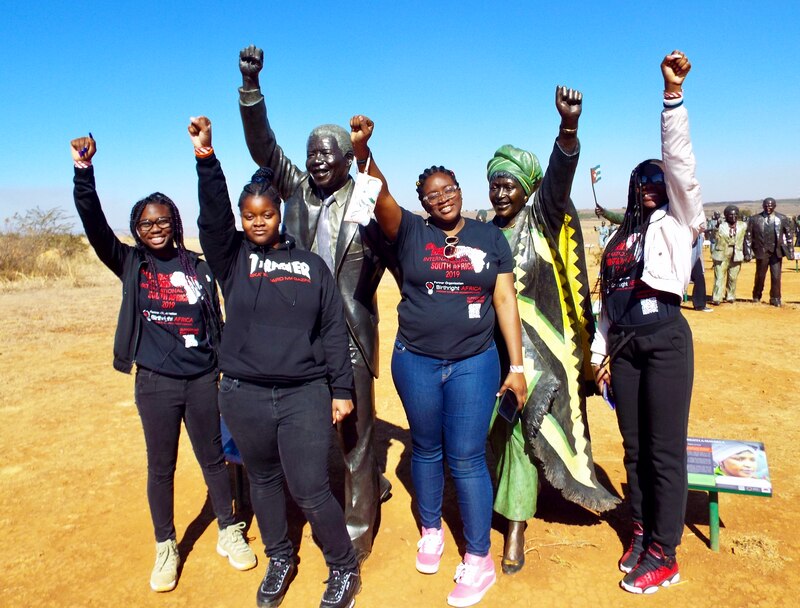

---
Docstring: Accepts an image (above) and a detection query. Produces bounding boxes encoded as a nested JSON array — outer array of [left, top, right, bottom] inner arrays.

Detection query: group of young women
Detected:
[[72, 49, 702, 607]]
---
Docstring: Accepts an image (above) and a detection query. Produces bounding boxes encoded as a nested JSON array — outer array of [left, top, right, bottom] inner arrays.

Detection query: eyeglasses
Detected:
[[639, 173, 665, 185], [137, 217, 173, 232], [423, 185, 460, 205], [443, 235, 459, 259]]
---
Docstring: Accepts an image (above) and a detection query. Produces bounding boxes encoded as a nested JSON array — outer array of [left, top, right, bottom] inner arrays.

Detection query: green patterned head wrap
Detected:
[[486, 144, 543, 197]]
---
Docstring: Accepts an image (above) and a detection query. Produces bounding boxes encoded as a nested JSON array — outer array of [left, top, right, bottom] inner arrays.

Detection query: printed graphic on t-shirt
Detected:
[[604, 233, 657, 308], [248, 254, 311, 283], [141, 269, 203, 348], [421, 241, 488, 316]]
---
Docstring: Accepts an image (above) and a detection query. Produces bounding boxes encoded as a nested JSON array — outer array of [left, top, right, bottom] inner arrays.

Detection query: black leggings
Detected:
[[218, 376, 357, 571], [609, 315, 693, 555], [134, 368, 235, 542]]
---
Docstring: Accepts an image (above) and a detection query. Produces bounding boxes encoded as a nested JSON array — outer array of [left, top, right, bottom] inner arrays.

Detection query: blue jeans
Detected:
[[391, 339, 500, 556]]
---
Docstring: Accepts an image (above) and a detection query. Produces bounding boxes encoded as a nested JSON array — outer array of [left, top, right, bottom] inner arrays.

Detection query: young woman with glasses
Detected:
[[349, 118, 526, 608], [70, 135, 256, 593], [590, 51, 705, 594]]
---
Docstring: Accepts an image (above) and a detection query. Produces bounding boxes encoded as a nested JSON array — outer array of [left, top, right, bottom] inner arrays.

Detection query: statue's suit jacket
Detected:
[[746, 211, 794, 261], [711, 220, 748, 263]]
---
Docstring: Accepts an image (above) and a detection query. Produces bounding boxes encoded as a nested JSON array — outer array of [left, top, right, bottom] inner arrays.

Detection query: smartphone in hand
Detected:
[[498, 389, 521, 425]]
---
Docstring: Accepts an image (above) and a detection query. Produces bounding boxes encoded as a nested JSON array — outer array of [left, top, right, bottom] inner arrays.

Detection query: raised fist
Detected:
[[70, 134, 96, 163], [349, 115, 374, 158], [556, 85, 582, 125], [662, 51, 691, 92], [239, 45, 264, 88], [187, 116, 212, 149]]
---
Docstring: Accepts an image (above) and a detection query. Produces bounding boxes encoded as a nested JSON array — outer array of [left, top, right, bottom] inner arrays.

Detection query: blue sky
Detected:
[[1, 1, 798, 233]]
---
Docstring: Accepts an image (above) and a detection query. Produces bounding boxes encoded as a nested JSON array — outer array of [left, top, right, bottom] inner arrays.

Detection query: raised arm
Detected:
[[188, 116, 241, 281], [536, 86, 582, 236], [70, 135, 130, 277], [350, 114, 403, 242], [238, 45, 304, 199], [660, 51, 704, 233]]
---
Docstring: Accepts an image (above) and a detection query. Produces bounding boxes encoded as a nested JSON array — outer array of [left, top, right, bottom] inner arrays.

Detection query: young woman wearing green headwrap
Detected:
[[486, 86, 620, 575]]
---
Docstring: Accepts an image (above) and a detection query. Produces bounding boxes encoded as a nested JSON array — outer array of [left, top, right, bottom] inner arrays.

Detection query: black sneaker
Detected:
[[257, 556, 296, 608], [618, 522, 647, 573], [320, 569, 361, 608], [620, 543, 680, 594]]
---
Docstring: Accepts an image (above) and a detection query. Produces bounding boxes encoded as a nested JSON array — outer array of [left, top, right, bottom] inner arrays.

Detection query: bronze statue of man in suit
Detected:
[[745, 197, 794, 307], [237, 45, 397, 563]]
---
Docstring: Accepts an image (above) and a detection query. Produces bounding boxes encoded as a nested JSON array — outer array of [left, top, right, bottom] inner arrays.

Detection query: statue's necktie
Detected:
[[316, 195, 335, 272]]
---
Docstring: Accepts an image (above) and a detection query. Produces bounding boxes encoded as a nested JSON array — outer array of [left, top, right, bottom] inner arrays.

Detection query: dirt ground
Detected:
[[2, 231, 798, 608]]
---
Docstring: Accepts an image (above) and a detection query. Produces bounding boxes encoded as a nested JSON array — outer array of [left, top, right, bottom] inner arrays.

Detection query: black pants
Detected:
[[218, 376, 357, 571], [690, 257, 707, 309], [609, 315, 693, 555], [753, 253, 782, 301], [339, 341, 382, 555], [134, 368, 235, 542]]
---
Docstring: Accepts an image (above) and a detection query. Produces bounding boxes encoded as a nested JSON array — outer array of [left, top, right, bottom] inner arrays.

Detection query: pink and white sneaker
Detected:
[[416, 527, 445, 574], [446, 553, 496, 607]]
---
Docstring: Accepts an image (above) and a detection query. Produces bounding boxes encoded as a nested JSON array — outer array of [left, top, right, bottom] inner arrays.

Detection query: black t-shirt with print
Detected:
[[136, 255, 215, 377], [604, 232, 680, 326], [395, 209, 513, 359]]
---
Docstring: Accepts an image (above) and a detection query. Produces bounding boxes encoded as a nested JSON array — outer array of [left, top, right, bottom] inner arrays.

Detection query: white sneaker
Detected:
[[150, 539, 179, 592], [217, 522, 257, 571]]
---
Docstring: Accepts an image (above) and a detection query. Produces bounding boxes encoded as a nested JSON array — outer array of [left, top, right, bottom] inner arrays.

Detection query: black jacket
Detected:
[[745, 211, 794, 261], [73, 166, 222, 373], [196, 154, 354, 398]]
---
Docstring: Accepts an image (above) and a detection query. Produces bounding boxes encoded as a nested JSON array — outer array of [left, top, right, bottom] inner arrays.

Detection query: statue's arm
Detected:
[[239, 45, 303, 200]]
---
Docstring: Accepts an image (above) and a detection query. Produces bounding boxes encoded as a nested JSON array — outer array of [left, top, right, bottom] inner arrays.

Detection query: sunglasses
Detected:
[[443, 235, 459, 259], [639, 173, 665, 185]]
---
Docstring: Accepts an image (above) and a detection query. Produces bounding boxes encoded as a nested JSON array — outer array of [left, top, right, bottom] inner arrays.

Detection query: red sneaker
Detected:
[[620, 543, 679, 594]]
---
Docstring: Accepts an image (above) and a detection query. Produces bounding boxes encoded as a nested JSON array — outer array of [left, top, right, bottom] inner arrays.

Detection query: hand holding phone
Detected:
[[498, 389, 521, 425]]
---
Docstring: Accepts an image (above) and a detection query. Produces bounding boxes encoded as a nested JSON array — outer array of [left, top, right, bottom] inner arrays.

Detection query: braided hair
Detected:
[[130, 193, 216, 329], [238, 167, 282, 210], [599, 159, 665, 304], [415, 165, 460, 202]]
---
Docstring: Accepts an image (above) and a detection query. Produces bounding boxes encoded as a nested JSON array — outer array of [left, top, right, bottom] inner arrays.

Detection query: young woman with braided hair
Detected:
[[349, 118, 526, 608], [590, 51, 705, 594], [70, 135, 256, 594], [188, 116, 361, 608]]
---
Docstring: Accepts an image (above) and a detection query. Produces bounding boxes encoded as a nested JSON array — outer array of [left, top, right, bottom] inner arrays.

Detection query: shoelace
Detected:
[[323, 570, 349, 601], [262, 559, 290, 591], [454, 562, 479, 585], [417, 531, 442, 553], [226, 522, 249, 553], [155, 543, 177, 569]]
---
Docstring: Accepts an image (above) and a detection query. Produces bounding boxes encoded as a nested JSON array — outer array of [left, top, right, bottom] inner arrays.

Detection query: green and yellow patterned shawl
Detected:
[[500, 199, 619, 512]]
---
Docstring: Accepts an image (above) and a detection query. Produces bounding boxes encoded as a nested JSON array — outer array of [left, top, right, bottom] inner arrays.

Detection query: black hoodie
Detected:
[[196, 154, 353, 398]]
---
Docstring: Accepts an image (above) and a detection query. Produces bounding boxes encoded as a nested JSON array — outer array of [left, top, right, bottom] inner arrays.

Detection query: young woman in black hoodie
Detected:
[[188, 116, 360, 608], [69, 135, 256, 594]]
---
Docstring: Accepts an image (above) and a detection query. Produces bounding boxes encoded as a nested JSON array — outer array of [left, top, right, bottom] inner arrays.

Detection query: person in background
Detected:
[[745, 197, 794, 307], [710, 205, 747, 304], [485, 86, 619, 577], [350, 113, 526, 608], [591, 51, 705, 594], [689, 226, 712, 312], [70, 134, 255, 594], [189, 116, 361, 608]]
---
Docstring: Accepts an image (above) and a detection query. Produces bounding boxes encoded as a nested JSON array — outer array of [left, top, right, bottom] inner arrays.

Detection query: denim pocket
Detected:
[[219, 375, 238, 393], [394, 338, 407, 352]]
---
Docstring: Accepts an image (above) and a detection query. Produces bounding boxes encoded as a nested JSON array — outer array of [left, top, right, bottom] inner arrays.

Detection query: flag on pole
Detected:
[[590, 165, 602, 184]]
